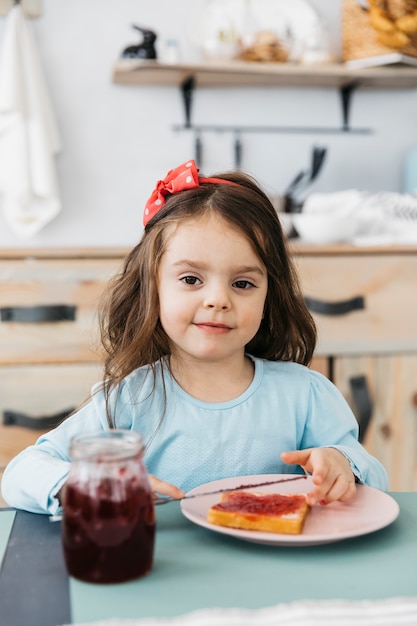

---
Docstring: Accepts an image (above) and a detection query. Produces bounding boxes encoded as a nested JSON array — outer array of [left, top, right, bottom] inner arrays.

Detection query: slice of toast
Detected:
[[207, 490, 310, 535]]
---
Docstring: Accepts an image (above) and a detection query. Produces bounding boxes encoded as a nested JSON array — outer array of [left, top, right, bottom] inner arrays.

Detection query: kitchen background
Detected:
[[0, 0, 417, 248], [1, 0, 417, 497]]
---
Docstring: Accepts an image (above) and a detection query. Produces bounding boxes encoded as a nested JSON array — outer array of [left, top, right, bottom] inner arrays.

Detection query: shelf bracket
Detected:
[[181, 75, 195, 129], [179, 76, 368, 135], [339, 81, 361, 132]]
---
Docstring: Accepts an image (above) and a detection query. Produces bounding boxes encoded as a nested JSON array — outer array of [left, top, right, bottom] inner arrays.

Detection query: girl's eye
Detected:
[[181, 275, 202, 285], [233, 280, 254, 290]]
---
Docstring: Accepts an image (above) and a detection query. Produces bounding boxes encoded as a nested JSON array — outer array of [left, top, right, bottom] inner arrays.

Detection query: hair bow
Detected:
[[143, 159, 239, 226]]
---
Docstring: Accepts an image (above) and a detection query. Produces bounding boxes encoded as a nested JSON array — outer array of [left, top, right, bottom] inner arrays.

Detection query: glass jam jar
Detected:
[[62, 430, 155, 584]]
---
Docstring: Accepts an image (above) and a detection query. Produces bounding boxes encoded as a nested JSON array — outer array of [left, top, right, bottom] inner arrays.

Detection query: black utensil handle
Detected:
[[349, 375, 373, 443], [3, 408, 75, 430], [195, 133, 202, 168], [234, 133, 243, 169], [0, 305, 76, 323], [304, 295, 365, 316]]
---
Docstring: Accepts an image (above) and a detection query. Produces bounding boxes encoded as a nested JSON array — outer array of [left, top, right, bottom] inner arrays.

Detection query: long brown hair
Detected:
[[99, 170, 316, 423]]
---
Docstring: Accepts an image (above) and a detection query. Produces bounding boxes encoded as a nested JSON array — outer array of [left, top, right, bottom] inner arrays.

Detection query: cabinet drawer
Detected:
[[0, 258, 121, 364], [333, 354, 417, 491], [295, 253, 417, 355], [0, 363, 103, 469]]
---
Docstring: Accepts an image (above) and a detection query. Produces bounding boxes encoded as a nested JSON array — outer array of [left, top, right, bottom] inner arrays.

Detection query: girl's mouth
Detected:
[[194, 322, 232, 334]]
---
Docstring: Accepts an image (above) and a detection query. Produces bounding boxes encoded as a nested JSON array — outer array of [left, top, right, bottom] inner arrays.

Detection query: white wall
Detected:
[[0, 0, 416, 248]]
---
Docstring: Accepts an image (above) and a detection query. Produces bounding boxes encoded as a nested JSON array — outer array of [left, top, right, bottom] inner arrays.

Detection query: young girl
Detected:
[[1, 160, 388, 515]]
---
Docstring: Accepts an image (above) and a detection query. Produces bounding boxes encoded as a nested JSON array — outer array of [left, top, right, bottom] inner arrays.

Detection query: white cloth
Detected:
[[0, 5, 62, 238], [300, 190, 417, 245], [64, 597, 417, 626]]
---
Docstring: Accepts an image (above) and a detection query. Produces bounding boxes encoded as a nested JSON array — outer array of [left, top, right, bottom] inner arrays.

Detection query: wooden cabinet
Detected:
[[333, 355, 417, 491], [0, 248, 127, 505], [1, 257, 115, 364], [292, 243, 417, 490], [1, 245, 416, 505]]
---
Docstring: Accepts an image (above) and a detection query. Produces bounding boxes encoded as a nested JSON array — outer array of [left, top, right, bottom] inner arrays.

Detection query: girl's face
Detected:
[[157, 214, 268, 367]]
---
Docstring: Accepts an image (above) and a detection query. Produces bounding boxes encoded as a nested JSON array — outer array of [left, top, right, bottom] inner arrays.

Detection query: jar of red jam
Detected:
[[62, 430, 155, 584]]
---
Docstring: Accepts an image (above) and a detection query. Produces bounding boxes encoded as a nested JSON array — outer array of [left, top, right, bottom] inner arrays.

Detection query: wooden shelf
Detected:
[[0, 247, 130, 260], [112, 59, 417, 89]]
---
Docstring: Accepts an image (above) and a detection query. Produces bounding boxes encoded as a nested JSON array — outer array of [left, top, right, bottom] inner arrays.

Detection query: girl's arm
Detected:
[[1, 392, 109, 514], [1, 443, 71, 514], [282, 369, 389, 504], [1, 378, 185, 514]]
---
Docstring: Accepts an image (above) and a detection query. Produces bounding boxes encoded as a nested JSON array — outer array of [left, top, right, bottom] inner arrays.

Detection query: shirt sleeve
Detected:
[[0, 381, 129, 515], [300, 370, 389, 491]]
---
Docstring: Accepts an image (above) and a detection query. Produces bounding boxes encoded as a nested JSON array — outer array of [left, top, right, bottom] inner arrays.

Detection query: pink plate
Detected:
[[180, 474, 399, 546]]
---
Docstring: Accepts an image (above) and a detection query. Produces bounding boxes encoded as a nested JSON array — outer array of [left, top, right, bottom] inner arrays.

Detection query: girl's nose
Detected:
[[203, 286, 231, 311]]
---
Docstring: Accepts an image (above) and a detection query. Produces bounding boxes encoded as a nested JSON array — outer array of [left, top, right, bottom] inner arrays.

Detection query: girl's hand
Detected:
[[281, 447, 356, 507], [148, 474, 184, 500]]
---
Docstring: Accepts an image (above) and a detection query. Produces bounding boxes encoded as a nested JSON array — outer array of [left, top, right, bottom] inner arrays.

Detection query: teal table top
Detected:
[[1, 493, 416, 625]]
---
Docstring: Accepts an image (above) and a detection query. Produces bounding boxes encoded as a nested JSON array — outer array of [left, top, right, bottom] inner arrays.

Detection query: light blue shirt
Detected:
[[1, 357, 388, 514]]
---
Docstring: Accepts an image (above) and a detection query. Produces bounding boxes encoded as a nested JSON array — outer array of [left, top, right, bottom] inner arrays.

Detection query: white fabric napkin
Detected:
[[299, 189, 417, 245], [302, 189, 367, 215], [65, 597, 417, 626], [0, 4, 62, 239]]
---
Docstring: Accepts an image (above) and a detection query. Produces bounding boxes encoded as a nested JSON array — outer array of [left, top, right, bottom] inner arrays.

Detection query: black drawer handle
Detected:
[[349, 375, 373, 444], [0, 305, 76, 323], [304, 295, 365, 316], [3, 408, 75, 430]]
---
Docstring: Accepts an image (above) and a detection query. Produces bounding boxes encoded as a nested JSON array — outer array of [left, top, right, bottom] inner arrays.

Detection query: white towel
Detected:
[[300, 190, 417, 245], [63, 597, 417, 626], [0, 4, 62, 239]]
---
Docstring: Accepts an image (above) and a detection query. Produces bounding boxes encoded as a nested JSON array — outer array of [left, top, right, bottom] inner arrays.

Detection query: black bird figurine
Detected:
[[121, 25, 157, 59]]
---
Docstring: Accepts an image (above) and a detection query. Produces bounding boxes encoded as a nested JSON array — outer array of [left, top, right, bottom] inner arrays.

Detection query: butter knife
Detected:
[[154, 474, 308, 505]]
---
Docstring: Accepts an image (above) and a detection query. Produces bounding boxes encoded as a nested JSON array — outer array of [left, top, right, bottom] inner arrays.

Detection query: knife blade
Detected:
[[154, 474, 308, 505]]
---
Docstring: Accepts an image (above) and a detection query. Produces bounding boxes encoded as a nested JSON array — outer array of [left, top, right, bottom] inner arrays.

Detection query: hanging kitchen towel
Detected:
[[0, 4, 62, 239]]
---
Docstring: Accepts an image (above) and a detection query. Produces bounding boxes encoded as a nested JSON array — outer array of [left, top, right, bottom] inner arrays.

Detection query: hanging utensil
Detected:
[[194, 133, 203, 168], [293, 145, 327, 197], [285, 145, 327, 195], [283, 145, 327, 215], [310, 145, 327, 181], [234, 132, 243, 169], [284, 170, 308, 197]]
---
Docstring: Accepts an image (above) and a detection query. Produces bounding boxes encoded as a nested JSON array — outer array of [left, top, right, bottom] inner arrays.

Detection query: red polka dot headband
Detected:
[[143, 159, 239, 226]]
